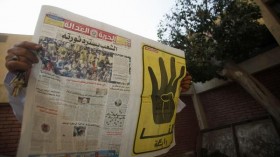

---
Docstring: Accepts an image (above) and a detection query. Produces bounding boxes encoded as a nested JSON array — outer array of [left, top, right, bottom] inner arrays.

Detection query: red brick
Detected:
[[0, 128, 11, 133], [4, 139, 18, 145], [4, 124, 21, 129], [9, 135, 19, 140], [6, 117, 18, 121], [6, 132, 20, 136], [0, 135, 9, 141], [11, 128, 21, 132]]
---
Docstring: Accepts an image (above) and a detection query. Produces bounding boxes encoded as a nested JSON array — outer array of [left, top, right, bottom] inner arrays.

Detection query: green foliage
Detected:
[[158, 0, 275, 82]]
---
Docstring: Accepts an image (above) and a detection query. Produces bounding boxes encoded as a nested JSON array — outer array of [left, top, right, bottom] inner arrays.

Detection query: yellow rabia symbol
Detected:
[[133, 45, 186, 154], [148, 57, 185, 124]]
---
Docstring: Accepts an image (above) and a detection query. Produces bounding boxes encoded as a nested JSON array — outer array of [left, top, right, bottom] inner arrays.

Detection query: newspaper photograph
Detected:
[[17, 5, 186, 157]]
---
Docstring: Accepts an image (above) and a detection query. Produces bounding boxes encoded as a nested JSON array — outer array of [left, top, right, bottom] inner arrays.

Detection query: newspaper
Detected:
[[17, 5, 187, 157]]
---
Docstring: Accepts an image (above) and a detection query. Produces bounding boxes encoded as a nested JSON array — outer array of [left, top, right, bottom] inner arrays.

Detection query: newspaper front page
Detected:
[[17, 5, 187, 157]]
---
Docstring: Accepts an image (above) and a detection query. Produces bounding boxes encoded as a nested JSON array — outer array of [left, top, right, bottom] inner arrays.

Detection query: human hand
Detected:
[[5, 41, 41, 74], [148, 57, 185, 124], [5, 41, 41, 96], [180, 73, 192, 92]]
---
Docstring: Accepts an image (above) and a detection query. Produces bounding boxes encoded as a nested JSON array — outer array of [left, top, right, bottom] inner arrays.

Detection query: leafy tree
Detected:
[[158, 0, 274, 82], [158, 0, 280, 123]]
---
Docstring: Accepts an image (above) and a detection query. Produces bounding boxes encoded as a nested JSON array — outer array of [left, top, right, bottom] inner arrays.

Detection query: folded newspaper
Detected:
[[18, 5, 187, 157]]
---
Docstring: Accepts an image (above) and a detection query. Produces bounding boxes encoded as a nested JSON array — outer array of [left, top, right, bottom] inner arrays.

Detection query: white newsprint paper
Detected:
[[17, 5, 187, 157]]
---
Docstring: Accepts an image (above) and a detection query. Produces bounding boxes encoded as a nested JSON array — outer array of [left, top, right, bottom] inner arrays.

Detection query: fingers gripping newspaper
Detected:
[[18, 5, 187, 157]]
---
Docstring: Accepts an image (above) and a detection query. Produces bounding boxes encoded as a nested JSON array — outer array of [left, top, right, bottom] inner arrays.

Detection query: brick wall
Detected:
[[200, 64, 280, 129], [0, 104, 21, 157]]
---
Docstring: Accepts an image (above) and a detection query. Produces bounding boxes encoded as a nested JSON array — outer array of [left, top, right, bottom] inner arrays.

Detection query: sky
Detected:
[[0, 0, 175, 41]]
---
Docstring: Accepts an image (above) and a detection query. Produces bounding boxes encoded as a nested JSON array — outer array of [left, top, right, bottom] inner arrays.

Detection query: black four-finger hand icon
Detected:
[[148, 57, 185, 124]]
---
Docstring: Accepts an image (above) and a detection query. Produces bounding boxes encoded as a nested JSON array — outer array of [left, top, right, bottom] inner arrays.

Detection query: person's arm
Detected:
[[177, 72, 192, 112], [180, 72, 192, 92], [4, 41, 41, 122]]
